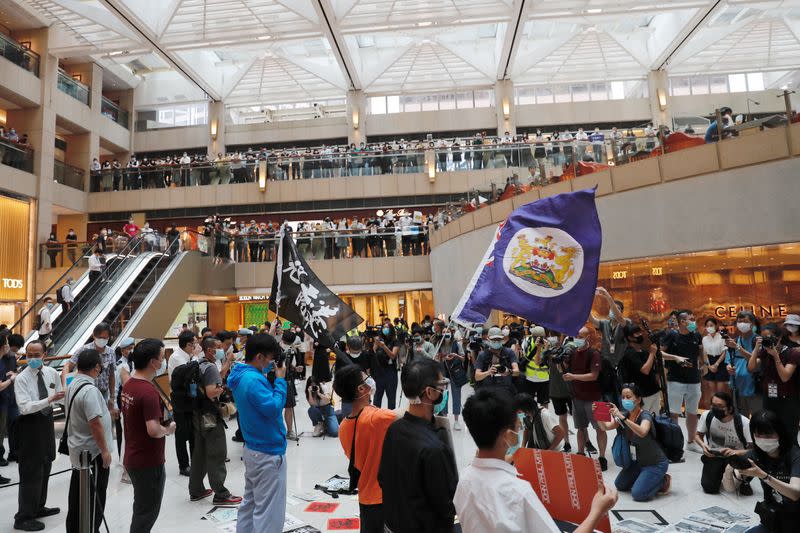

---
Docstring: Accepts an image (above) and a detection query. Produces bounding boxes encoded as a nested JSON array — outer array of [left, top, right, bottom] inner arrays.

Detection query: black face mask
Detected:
[[711, 407, 727, 419]]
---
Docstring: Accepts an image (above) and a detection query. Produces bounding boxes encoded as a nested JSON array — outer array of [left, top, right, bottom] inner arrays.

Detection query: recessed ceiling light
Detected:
[[416, 21, 433, 27], [585, 8, 603, 14], [257, 35, 272, 40]]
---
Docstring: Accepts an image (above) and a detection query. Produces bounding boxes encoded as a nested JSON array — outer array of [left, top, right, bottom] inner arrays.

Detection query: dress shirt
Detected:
[[88, 254, 104, 272], [167, 346, 195, 378], [454, 457, 559, 533], [61, 283, 74, 303], [15, 365, 63, 416], [38, 306, 52, 334], [70, 343, 116, 394]]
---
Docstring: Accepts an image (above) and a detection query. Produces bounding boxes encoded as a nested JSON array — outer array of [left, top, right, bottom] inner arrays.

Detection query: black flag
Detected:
[[269, 225, 363, 346]]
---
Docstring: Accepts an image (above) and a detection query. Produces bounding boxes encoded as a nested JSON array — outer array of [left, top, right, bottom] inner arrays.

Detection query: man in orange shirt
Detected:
[[333, 365, 397, 533]]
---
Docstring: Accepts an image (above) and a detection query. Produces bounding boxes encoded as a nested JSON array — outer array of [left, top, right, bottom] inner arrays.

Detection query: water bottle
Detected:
[[189, 382, 197, 398]]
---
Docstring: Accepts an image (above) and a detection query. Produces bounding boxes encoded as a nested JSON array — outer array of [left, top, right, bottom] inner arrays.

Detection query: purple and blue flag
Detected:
[[452, 188, 602, 336]]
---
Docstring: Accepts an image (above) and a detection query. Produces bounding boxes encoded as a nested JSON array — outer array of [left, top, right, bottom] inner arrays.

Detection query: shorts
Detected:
[[642, 392, 661, 414], [551, 397, 572, 416], [285, 379, 297, 408], [573, 399, 599, 430], [703, 354, 730, 382], [667, 381, 701, 415]]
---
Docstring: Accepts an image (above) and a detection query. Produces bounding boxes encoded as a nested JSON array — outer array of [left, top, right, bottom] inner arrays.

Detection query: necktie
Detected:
[[37, 371, 52, 417]]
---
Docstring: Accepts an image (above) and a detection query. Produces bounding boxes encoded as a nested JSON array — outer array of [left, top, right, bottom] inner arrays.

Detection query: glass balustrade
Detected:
[[0, 33, 39, 76], [0, 137, 34, 173], [57, 70, 90, 106], [54, 160, 86, 191], [101, 96, 130, 129]]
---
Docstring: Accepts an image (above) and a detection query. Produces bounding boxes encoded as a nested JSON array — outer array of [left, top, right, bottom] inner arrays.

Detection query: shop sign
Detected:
[[2, 278, 23, 289], [612, 270, 627, 279], [239, 295, 268, 302], [0, 195, 30, 302], [651, 267, 663, 276], [713, 304, 788, 320]]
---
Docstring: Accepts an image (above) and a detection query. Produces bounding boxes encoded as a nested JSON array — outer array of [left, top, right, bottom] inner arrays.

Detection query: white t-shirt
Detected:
[[698, 411, 752, 450], [702, 333, 726, 357], [529, 407, 559, 449], [167, 346, 195, 378], [454, 457, 559, 533], [39, 306, 52, 334]]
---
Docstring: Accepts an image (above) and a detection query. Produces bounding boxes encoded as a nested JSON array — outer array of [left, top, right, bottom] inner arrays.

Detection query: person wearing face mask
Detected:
[[436, 327, 466, 430], [113, 338, 134, 481], [619, 324, 661, 414], [411, 327, 437, 360], [456, 388, 618, 533], [378, 358, 458, 533], [748, 323, 800, 443], [596, 384, 671, 501], [660, 310, 705, 453], [518, 326, 551, 408], [227, 334, 287, 533], [59, 277, 75, 312], [695, 392, 753, 495], [63, 323, 117, 418], [589, 287, 629, 406], [701, 318, 730, 409], [784, 315, 800, 349], [122, 339, 176, 533], [0, 333, 16, 483], [726, 311, 761, 417], [45, 233, 60, 268], [371, 324, 400, 410], [564, 327, 608, 470], [508, 392, 564, 454], [475, 327, 520, 398], [188, 336, 241, 505], [13, 339, 64, 531], [65, 228, 78, 263], [334, 366, 398, 533], [64, 349, 113, 533], [37, 297, 54, 344], [705, 107, 734, 143], [735, 410, 800, 532], [168, 331, 198, 477], [545, 334, 574, 452]]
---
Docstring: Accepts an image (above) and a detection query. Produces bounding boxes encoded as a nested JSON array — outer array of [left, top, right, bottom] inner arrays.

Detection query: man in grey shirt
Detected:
[[411, 330, 437, 360], [65, 349, 112, 533], [589, 287, 629, 404]]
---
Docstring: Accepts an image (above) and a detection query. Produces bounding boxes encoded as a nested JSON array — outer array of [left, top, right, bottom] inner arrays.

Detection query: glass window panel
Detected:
[[747, 72, 765, 91], [387, 95, 400, 113], [571, 83, 589, 102], [609, 81, 625, 100], [174, 106, 189, 126], [401, 95, 421, 112], [439, 93, 455, 110], [157, 109, 174, 125], [554, 84, 570, 103], [728, 73, 747, 92], [456, 91, 473, 108], [370, 96, 386, 115], [590, 83, 608, 101], [670, 77, 690, 96], [516, 87, 535, 105], [535, 87, 554, 104], [690, 76, 709, 95], [421, 95, 438, 111], [474, 90, 493, 108], [710, 75, 728, 93]]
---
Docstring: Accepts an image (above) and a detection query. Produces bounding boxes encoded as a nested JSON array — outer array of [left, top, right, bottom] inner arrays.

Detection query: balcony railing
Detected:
[[54, 160, 86, 191], [57, 70, 90, 106], [0, 137, 34, 173], [101, 96, 130, 129], [0, 33, 39, 77]]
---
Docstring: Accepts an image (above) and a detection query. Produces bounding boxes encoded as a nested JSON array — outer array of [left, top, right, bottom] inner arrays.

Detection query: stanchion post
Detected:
[[78, 449, 92, 533]]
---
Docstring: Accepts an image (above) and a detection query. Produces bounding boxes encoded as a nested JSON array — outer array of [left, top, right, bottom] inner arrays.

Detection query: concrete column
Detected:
[[208, 101, 225, 156], [346, 90, 366, 145], [65, 132, 99, 189], [494, 79, 516, 137], [647, 70, 671, 129]]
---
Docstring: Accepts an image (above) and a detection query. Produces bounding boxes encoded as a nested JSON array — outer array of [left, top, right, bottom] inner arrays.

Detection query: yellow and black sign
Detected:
[[0, 195, 30, 302]]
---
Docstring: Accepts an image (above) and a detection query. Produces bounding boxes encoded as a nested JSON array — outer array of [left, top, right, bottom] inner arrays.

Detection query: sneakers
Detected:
[[287, 430, 297, 440], [13, 519, 45, 531], [658, 474, 672, 495], [739, 480, 754, 496], [121, 470, 131, 484], [213, 494, 243, 505], [35, 507, 60, 518], [563, 442, 572, 453], [313, 423, 324, 437], [190, 489, 214, 502], [598, 457, 608, 472], [586, 441, 597, 453], [453, 419, 463, 431], [686, 441, 704, 454]]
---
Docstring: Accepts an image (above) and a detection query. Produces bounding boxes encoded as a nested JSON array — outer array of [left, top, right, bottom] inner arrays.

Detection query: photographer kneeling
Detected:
[[694, 392, 752, 495], [305, 377, 339, 437], [596, 384, 671, 501], [735, 410, 800, 533]]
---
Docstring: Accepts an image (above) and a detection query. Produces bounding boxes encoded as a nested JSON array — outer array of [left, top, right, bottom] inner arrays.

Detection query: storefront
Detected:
[[0, 194, 31, 325]]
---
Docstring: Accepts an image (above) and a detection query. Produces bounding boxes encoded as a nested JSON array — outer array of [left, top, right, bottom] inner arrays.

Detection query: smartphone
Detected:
[[592, 401, 613, 422]]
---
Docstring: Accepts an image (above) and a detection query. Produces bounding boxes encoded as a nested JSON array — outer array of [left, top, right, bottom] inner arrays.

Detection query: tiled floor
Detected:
[[0, 386, 760, 532]]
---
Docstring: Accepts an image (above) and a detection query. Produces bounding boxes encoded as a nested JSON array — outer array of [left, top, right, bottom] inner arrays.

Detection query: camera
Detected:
[[364, 325, 380, 339], [275, 349, 288, 368], [545, 343, 575, 365], [468, 332, 484, 353], [493, 364, 508, 374], [728, 454, 753, 470], [762, 336, 778, 349]]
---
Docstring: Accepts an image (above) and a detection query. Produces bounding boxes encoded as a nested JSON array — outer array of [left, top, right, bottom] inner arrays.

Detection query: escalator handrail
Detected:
[[10, 241, 100, 333], [102, 232, 187, 339]]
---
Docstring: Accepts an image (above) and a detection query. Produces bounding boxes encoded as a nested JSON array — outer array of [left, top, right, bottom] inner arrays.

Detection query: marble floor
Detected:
[[0, 385, 760, 533]]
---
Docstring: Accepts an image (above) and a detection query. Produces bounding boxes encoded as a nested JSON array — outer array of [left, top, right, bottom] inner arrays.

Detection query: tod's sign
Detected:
[[2, 278, 23, 289]]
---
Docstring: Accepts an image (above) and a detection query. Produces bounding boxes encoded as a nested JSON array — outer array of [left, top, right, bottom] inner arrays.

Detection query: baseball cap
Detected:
[[487, 327, 504, 340], [118, 337, 135, 349], [237, 328, 254, 336], [530, 326, 545, 337], [784, 314, 800, 326]]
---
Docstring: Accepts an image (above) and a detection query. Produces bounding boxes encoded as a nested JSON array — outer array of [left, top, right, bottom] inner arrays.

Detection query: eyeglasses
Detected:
[[621, 383, 637, 390]]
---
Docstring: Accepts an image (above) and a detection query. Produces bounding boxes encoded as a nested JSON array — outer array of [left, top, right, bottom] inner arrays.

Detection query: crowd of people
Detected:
[[0, 126, 32, 169], [2, 283, 800, 532], [87, 126, 670, 192]]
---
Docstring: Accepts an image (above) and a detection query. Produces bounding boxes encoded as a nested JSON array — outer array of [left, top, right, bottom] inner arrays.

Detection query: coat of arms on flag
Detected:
[[452, 188, 602, 336]]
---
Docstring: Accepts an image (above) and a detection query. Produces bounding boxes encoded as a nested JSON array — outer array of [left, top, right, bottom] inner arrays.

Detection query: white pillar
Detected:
[[208, 101, 226, 156], [647, 70, 672, 129], [494, 79, 516, 136], [347, 90, 366, 145]]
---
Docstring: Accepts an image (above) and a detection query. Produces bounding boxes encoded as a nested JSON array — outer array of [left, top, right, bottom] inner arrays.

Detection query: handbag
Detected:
[[446, 357, 468, 388], [611, 430, 633, 468], [59, 383, 92, 456]]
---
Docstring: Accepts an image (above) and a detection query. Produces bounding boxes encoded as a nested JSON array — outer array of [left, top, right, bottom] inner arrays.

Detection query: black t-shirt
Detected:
[[620, 347, 660, 397], [374, 336, 400, 368], [333, 347, 374, 375], [748, 446, 800, 513], [662, 330, 702, 384], [311, 346, 332, 383]]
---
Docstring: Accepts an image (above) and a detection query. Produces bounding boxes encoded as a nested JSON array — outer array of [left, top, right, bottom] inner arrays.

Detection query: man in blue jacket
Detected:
[[228, 334, 286, 533]]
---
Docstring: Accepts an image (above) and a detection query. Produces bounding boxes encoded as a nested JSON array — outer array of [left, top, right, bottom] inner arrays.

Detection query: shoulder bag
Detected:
[[59, 382, 93, 456]]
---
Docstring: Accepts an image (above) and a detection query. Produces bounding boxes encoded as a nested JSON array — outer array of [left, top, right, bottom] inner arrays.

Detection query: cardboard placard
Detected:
[[304, 502, 339, 513], [327, 518, 360, 531]]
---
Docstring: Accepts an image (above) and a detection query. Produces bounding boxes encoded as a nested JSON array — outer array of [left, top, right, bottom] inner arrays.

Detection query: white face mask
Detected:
[[94, 338, 109, 349], [546, 336, 559, 345], [706, 326, 716, 335], [754, 437, 780, 454], [737, 322, 752, 333]]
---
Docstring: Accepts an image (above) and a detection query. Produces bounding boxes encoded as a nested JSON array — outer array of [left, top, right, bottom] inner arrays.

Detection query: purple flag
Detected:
[[452, 188, 602, 336]]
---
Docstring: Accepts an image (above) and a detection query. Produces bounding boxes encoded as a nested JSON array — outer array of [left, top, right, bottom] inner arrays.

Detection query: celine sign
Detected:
[[713, 304, 788, 320]]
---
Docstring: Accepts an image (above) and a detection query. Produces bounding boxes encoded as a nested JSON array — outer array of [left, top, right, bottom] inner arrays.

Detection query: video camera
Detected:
[[507, 323, 525, 342], [544, 343, 575, 366], [275, 349, 288, 368], [468, 331, 484, 353], [364, 325, 381, 339], [761, 336, 779, 349]]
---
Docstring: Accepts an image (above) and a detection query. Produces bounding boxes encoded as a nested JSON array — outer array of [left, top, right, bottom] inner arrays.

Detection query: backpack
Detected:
[[704, 411, 747, 449], [170, 360, 202, 413], [651, 411, 684, 463], [56, 284, 67, 305]]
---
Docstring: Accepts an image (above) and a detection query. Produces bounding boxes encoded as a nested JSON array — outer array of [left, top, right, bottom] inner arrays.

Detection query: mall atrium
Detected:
[[0, 0, 799, 532]]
